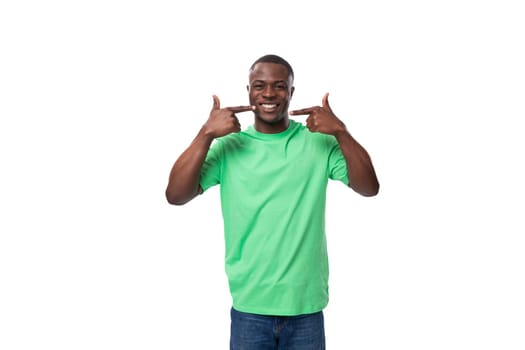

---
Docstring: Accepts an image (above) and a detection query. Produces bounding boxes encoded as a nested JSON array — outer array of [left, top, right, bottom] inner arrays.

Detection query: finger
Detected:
[[322, 93, 333, 112], [289, 106, 317, 115], [227, 105, 255, 113], [306, 121, 315, 132], [306, 115, 313, 129], [212, 95, 220, 111], [233, 116, 241, 130], [323, 92, 330, 109]]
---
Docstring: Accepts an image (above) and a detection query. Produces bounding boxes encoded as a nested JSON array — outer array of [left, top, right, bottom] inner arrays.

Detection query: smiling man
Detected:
[[166, 54, 379, 349], [248, 58, 294, 132]]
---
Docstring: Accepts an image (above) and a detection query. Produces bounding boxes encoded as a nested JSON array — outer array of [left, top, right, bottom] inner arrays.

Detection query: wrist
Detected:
[[198, 125, 216, 143], [332, 122, 348, 138]]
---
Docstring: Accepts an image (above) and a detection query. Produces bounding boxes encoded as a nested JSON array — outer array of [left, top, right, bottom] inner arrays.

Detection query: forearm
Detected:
[[334, 129, 380, 197], [165, 127, 214, 205]]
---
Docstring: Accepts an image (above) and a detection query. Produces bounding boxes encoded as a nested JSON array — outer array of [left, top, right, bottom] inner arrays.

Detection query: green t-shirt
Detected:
[[200, 120, 348, 316]]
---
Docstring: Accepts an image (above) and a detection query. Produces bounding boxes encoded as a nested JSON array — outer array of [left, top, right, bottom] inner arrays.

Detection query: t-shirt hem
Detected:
[[232, 301, 328, 317]]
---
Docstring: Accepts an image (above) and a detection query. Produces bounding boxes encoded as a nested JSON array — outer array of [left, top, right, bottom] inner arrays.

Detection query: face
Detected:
[[247, 62, 294, 130]]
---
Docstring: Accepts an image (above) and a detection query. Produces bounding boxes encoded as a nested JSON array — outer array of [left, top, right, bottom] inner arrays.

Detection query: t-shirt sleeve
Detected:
[[200, 140, 222, 192], [327, 137, 349, 185]]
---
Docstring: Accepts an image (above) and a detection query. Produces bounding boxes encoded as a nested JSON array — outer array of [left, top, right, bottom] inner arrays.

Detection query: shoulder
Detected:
[[220, 131, 246, 145], [295, 123, 338, 148], [210, 131, 248, 155]]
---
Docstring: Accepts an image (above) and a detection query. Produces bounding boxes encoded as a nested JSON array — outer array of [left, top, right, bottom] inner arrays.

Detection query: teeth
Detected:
[[262, 104, 277, 108]]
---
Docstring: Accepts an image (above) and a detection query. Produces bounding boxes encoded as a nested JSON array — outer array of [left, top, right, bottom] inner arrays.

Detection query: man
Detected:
[[166, 54, 379, 349]]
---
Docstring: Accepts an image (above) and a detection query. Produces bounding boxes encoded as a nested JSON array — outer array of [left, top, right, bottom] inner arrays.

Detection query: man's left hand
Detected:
[[289, 93, 346, 136]]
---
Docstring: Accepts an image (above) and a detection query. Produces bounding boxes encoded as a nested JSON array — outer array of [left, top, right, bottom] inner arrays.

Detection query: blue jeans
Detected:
[[230, 307, 325, 350]]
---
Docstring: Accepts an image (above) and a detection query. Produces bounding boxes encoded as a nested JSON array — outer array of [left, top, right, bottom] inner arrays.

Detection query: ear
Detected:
[[290, 86, 295, 97], [246, 85, 250, 92]]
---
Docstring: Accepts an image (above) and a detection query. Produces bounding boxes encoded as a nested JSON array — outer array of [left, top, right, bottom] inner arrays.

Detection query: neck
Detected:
[[254, 117, 290, 134]]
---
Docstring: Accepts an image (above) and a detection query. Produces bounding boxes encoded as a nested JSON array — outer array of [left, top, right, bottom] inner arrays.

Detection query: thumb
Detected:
[[322, 93, 333, 112], [211, 95, 220, 111]]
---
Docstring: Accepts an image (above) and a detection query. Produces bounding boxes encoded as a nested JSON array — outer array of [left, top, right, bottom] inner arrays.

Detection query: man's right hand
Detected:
[[202, 95, 254, 139]]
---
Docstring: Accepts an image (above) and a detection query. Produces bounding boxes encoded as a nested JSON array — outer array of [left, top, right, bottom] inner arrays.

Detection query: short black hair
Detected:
[[249, 54, 294, 81]]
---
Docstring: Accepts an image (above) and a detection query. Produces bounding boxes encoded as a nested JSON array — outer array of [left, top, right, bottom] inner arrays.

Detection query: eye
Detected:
[[252, 84, 264, 90], [275, 84, 287, 90]]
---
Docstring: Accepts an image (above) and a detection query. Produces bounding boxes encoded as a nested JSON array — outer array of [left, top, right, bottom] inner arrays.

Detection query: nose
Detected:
[[262, 85, 276, 98]]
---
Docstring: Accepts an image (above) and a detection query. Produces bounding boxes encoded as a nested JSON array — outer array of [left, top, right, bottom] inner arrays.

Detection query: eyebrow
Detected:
[[250, 80, 288, 84]]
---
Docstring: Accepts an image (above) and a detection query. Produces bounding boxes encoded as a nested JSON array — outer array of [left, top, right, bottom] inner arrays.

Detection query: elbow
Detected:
[[165, 184, 201, 205], [351, 181, 380, 197], [364, 181, 379, 197], [362, 187, 379, 197], [166, 198, 187, 206], [165, 190, 189, 206], [366, 181, 380, 197]]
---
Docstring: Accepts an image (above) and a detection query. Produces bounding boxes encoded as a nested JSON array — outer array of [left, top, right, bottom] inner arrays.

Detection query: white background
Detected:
[[1, 0, 524, 349]]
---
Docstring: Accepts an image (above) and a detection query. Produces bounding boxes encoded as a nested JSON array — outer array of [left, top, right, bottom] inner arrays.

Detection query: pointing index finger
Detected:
[[227, 105, 256, 113], [289, 106, 317, 116]]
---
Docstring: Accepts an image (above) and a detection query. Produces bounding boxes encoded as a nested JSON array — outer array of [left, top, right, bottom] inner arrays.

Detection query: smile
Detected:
[[260, 103, 278, 110]]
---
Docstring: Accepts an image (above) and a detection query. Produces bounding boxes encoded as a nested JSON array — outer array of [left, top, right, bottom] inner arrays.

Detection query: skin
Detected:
[[247, 62, 294, 134], [165, 61, 379, 205], [290, 93, 380, 196], [165, 96, 253, 205]]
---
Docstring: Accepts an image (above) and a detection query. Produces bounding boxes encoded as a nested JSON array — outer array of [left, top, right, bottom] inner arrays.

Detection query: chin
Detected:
[[257, 113, 285, 124]]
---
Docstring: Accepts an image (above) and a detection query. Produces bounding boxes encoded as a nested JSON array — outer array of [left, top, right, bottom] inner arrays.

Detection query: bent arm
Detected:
[[165, 127, 214, 205], [166, 96, 253, 205], [289, 93, 379, 197], [335, 129, 380, 197]]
